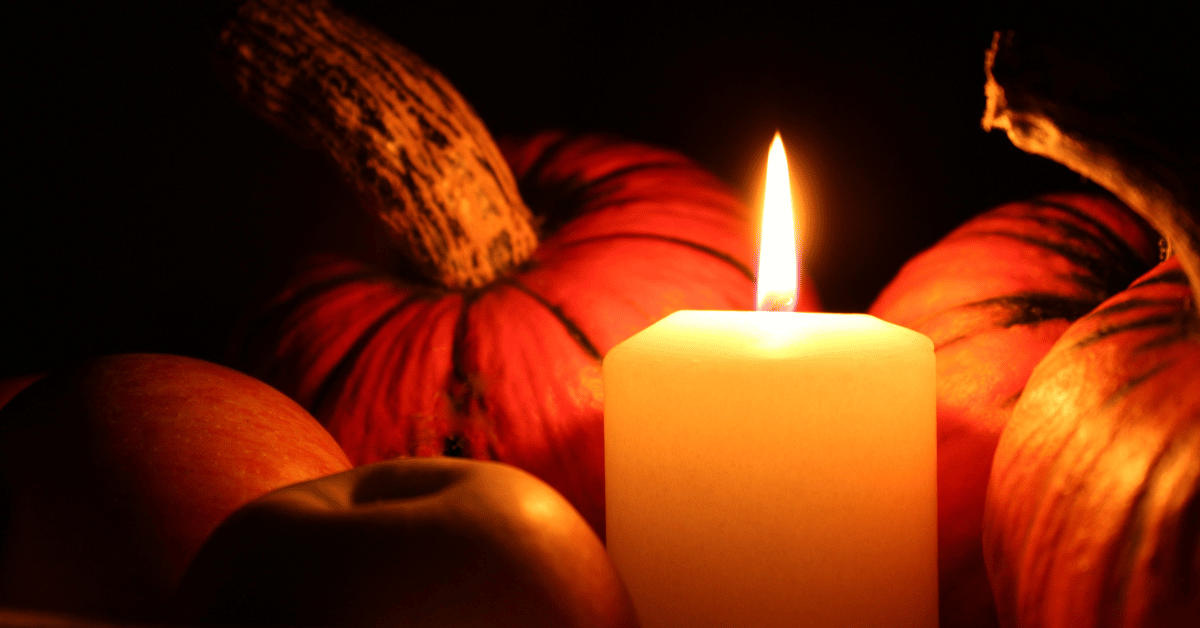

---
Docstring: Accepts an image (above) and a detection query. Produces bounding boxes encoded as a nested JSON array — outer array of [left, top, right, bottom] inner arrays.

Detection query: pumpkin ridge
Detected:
[[920, 294, 1096, 350], [1097, 456, 1158, 628], [1000, 389, 1024, 410], [560, 233, 756, 282], [1088, 298, 1183, 318], [1171, 458, 1200, 603], [309, 292, 429, 420], [977, 293, 1098, 328], [507, 279, 603, 362], [516, 133, 671, 190], [1097, 421, 1200, 627], [959, 228, 1098, 258], [1036, 218, 1147, 297], [570, 162, 699, 203], [525, 162, 703, 237], [1021, 214, 1130, 269], [556, 194, 747, 221], [515, 132, 579, 189], [1018, 454, 1097, 625], [962, 230, 1133, 297], [1129, 268, 1189, 289], [483, 438, 499, 462], [1100, 360, 1175, 409], [568, 161, 699, 197], [1070, 314, 1182, 351], [449, 290, 483, 416], [1033, 413, 1135, 625], [991, 385, 1126, 619], [1134, 330, 1192, 353], [234, 268, 383, 381], [1029, 198, 1155, 282]]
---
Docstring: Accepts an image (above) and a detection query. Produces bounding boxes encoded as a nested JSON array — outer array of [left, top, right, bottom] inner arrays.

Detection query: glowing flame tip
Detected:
[[755, 132, 798, 312]]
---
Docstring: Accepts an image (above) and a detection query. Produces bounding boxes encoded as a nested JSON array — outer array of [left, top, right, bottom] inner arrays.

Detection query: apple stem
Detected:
[[216, 0, 538, 290]]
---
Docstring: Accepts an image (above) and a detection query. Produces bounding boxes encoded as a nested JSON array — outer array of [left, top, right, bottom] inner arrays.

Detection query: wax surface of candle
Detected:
[[604, 311, 937, 628]]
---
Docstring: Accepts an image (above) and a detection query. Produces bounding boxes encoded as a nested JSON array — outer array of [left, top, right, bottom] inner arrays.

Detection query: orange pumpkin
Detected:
[[235, 129, 820, 538], [984, 257, 1199, 627], [977, 30, 1200, 628], [221, 0, 818, 538], [869, 192, 1160, 627]]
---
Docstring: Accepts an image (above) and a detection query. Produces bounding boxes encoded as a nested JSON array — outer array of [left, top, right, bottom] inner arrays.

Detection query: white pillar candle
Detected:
[[602, 134, 937, 628]]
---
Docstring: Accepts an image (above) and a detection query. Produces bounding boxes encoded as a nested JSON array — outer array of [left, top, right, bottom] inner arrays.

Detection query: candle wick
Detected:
[[756, 291, 797, 312]]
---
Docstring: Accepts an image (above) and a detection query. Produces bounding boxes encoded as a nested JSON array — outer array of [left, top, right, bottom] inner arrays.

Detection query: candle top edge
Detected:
[[605, 311, 934, 363]]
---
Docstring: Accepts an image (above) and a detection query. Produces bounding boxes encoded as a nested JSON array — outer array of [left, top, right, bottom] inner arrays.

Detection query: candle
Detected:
[[603, 134, 937, 628]]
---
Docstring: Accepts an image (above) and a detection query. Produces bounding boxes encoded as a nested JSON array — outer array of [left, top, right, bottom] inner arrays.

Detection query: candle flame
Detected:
[[756, 132, 798, 312]]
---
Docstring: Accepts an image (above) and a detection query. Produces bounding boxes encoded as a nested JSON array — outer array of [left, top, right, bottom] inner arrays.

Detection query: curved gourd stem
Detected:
[[216, 0, 538, 290], [982, 31, 1200, 326]]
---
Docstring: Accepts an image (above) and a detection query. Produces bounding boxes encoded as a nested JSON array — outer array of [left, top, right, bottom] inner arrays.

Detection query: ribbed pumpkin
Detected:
[[869, 192, 1160, 627], [978, 31, 1200, 628], [984, 258, 1198, 627], [223, 0, 817, 537]]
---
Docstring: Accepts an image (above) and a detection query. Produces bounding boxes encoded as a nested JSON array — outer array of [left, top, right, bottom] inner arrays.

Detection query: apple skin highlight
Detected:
[[0, 353, 352, 622]]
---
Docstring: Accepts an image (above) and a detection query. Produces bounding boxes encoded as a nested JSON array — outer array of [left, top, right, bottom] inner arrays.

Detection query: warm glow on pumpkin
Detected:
[[756, 133, 799, 312]]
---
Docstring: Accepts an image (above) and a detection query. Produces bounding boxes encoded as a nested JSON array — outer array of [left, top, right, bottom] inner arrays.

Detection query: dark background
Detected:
[[4, 3, 1142, 378]]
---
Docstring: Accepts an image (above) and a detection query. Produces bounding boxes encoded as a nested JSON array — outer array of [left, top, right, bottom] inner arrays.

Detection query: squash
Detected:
[[984, 258, 1198, 627], [980, 30, 1200, 627], [868, 192, 1159, 627], [221, 0, 817, 538]]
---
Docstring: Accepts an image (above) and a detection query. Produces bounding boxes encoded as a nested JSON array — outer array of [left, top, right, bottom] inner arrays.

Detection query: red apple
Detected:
[[177, 457, 640, 628], [0, 354, 352, 622]]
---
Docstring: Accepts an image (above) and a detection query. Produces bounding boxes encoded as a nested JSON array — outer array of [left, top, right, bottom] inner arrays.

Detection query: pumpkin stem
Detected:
[[216, 0, 538, 290], [982, 31, 1200, 321]]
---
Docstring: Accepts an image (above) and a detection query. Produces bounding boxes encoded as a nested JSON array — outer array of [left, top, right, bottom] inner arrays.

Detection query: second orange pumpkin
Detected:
[[869, 192, 1159, 627]]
